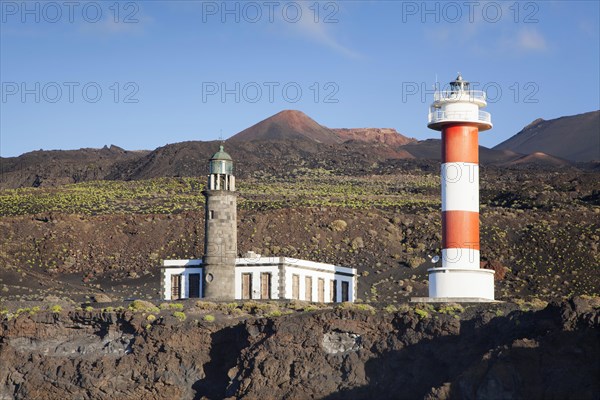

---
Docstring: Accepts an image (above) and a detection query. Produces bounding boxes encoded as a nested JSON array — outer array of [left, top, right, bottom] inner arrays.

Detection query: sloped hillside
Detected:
[[494, 110, 600, 162]]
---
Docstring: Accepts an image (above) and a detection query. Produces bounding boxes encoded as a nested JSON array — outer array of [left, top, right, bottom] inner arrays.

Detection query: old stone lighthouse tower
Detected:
[[202, 145, 237, 299]]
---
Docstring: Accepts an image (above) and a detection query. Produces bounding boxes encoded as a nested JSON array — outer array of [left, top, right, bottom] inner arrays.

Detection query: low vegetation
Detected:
[[0, 165, 598, 304]]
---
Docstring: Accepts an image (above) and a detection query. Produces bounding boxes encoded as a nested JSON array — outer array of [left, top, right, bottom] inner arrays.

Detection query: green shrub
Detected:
[[438, 303, 464, 315], [330, 219, 348, 232], [129, 300, 159, 313], [216, 302, 239, 314], [407, 257, 425, 269], [194, 301, 217, 310], [203, 314, 215, 322], [50, 305, 62, 313], [528, 298, 548, 310], [146, 314, 156, 322], [384, 304, 398, 313], [415, 309, 429, 319], [286, 300, 310, 311], [353, 303, 376, 314], [267, 310, 283, 318], [229, 308, 244, 316], [173, 311, 186, 322], [15, 308, 30, 316], [241, 301, 278, 315], [395, 304, 411, 313]]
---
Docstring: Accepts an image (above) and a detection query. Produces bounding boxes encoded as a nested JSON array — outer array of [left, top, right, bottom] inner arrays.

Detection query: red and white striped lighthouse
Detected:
[[427, 74, 495, 300]]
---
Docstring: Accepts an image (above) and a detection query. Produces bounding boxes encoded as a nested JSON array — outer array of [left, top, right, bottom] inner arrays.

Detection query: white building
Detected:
[[160, 145, 358, 303], [161, 252, 357, 302]]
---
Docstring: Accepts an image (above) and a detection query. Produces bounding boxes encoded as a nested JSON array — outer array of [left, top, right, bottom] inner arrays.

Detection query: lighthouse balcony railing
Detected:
[[428, 110, 491, 125], [433, 90, 487, 103]]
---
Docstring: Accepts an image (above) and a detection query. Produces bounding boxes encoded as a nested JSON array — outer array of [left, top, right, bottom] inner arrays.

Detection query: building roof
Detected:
[[210, 145, 232, 161], [162, 257, 357, 275]]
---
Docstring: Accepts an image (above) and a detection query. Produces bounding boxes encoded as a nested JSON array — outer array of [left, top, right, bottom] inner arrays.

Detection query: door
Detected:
[[261, 273, 271, 300], [242, 273, 252, 300], [330, 279, 337, 302], [170, 274, 181, 300], [189, 273, 200, 298], [292, 274, 300, 300], [305, 276, 313, 302], [341, 281, 349, 302], [318, 278, 325, 303]]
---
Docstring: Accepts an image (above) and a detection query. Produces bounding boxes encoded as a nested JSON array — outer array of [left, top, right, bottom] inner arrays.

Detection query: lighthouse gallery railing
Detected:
[[428, 110, 492, 125], [433, 90, 487, 102]]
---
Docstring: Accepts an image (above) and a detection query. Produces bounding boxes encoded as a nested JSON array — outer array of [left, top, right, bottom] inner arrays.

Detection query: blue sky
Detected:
[[1, 0, 599, 157]]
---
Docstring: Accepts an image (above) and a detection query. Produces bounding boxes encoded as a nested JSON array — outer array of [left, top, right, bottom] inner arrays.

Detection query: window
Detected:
[[208, 210, 215, 220]]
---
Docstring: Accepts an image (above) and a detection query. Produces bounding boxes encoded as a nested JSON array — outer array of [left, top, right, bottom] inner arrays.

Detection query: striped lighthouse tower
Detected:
[[427, 74, 495, 300]]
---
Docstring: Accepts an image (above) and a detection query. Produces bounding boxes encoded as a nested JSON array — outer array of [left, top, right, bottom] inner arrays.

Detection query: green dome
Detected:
[[210, 145, 232, 161]]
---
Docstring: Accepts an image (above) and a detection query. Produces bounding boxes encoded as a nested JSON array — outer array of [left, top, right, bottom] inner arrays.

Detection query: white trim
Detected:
[[428, 267, 494, 300], [441, 163, 479, 212], [163, 259, 202, 267], [236, 256, 356, 276], [441, 248, 480, 269]]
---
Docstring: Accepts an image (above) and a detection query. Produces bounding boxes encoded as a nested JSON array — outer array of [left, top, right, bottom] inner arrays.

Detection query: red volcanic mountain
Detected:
[[230, 110, 344, 144], [230, 110, 416, 148], [494, 110, 600, 162]]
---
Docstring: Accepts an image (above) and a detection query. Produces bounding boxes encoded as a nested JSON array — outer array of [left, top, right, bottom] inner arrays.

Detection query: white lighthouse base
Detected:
[[425, 267, 495, 301]]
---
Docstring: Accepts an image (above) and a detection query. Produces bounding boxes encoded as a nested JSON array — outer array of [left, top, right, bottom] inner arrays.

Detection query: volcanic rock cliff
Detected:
[[0, 297, 598, 400]]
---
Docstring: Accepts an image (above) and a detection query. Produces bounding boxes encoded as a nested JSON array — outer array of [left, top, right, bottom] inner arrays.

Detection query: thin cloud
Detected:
[[516, 28, 547, 51], [280, 2, 361, 59]]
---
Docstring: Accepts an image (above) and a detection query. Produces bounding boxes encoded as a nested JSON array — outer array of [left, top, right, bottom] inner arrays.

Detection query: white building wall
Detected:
[[161, 258, 357, 302], [284, 265, 328, 302], [162, 266, 203, 300], [234, 265, 280, 300]]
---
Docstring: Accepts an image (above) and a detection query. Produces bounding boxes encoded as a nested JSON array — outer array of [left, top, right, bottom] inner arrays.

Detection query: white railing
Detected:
[[428, 110, 491, 125], [434, 90, 486, 103]]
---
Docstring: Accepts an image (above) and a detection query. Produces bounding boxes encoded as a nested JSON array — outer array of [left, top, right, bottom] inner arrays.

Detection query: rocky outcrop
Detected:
[[0, 298, 598, 400], [333, 128, 416, 147]]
